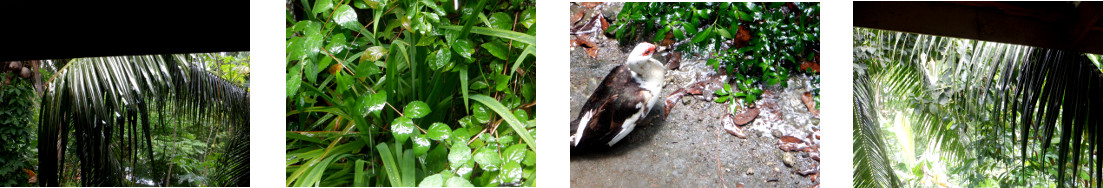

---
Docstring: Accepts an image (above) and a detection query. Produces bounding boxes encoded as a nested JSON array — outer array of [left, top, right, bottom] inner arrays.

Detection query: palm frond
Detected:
[[37, 54, 249, 186], [854, 27, 1103, 187], [854, 62, 902, 187]]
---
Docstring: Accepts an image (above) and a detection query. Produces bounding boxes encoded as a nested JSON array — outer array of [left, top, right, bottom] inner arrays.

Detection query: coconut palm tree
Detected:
[[36, 54, 249, 186], [854, 28, 1103, 187]]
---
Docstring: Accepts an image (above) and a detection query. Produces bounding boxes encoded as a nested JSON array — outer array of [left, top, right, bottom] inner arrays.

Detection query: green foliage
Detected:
[[854, 28, 1103, 187], [0, 74, 37, 187], [200, 52, 251, 90], [38, 54, 250, 187], [611, 2, 819, 106], [286, 0, 536, 186]]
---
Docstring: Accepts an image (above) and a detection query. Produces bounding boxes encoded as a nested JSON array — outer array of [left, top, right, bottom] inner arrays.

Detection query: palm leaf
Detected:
[[37, 54, 249, 186], [855, 27, 1103, 187]]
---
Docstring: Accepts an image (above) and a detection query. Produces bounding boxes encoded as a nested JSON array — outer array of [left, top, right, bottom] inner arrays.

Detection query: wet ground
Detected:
[[569, 3, 820, 188]]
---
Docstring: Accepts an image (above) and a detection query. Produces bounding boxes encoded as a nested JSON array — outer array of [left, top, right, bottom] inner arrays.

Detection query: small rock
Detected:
[[772, 130, 783, 138], [746, 168, 754, 175], [682, 96, 692, 105], [811, 118, 820, 125], [781, 152, 796, 167], [601, 3, 623, 21]]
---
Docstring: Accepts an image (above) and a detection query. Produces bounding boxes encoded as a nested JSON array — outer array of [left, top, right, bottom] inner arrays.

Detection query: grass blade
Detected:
[[470, 94, 536, 152], [376, 143, 402, 186], [441, 26, 535, 47]]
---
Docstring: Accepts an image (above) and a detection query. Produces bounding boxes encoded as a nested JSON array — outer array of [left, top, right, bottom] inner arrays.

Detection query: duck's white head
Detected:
[[626, 42, 657, 65], [625, 42, 665, 84]]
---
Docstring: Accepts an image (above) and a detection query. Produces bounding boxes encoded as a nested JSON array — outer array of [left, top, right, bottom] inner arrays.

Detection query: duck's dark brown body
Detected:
[[570, 65, 655, 150]]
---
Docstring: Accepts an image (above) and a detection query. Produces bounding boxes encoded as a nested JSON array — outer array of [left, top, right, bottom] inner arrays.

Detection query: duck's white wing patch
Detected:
[[571, 110, 595, 147], [607, 102, 645, 146]]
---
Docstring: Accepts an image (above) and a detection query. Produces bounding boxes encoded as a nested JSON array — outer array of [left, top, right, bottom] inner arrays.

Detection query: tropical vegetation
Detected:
[[285, 0, 536, 186], [0, 61, 40, 187], [610, 2, 819, 108], [854, 28, 1103, 187], [0, 52, 251, 187]]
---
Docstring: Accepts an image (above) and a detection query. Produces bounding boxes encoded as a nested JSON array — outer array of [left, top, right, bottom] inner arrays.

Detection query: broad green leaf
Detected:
[[353, 0, 370, 9], [416, 35, 439, 46], [391, 117, 415, 144], [503, 144, 526, 163], [326, 33, 348, 54], [682, 22, 697, 35], [364, 0, 385, 9], [692, 26, 712, 43], [420, 0, 445, 15], [452, 39, 474, 60], [333, 5, 363, 31], [301, 28, 325, 59], [493, 74, 510, 91], [362, 46, 388, 63], [452, 127, 471, 144], [474, 147, 501, 171], [481, 40, 509, 60], [519, 8, 535, 29], [426, 145, 449, 172], [673, 25, 686, 40], [404, 101, 432, 118], [715, 95, 729, 103], [654, 26, 670, 44], [445, 176, 475, 187], [419, 174, 445, 187], [355, 60, 381, 77], [488, 12, 512, 30], [498, 162, 522, 183], [717, 27, 732, 39], [521, 82, 534, 103], [287, 67, 301, 97], [715, 83, 729, 96], [312, 0, 334, 14], [522, 167, 535, 185], [370, 92, 387, 117], [457, 116, 477, 128], [470, 80, 489, 90], [428, 122, 452, 141], [428, 48, 454, 71], [512, 109, 529, 122], [413, 135, 431, 156], [522, 149, 535, 166], [448, 142, 471, 170], [471, 103, 491, 124]]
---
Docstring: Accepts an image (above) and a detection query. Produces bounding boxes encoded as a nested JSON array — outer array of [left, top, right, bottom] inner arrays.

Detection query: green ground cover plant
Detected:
[[285, 0, 536, 186], [611, 2, 819, 108]]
